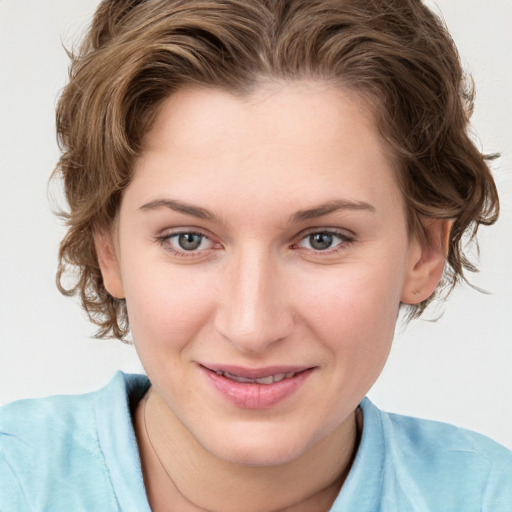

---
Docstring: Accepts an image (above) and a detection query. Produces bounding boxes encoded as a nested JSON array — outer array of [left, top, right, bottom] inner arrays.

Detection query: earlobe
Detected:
[[94, 230, 125, 299], [401, 219, 453, 304]]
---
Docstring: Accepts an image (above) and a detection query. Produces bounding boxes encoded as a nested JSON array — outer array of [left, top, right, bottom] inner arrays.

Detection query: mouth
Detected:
[[199, 364, 315, 409], [210, 369, 300, 385], [201, 363, 312, 382]]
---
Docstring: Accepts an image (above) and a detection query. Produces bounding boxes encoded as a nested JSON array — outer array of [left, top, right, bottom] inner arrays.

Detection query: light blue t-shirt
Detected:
[[1, 372, 511, 511]]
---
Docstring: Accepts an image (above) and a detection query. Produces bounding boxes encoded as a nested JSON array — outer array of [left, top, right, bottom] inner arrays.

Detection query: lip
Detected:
[[201, 363, 311, 379], [199, 363, 315, 409]]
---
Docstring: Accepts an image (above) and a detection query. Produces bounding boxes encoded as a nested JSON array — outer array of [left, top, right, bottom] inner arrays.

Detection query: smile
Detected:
[[200, 364, 315, 409], [214, 370, 297, 385]]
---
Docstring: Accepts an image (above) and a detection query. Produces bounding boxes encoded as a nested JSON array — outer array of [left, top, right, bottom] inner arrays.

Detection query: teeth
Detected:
[[224, 371, 254, 383], [219, 371, 297, 384], [255, 375, 274, 384]]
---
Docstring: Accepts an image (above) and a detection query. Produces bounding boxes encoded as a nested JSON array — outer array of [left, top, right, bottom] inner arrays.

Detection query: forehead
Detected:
[[143, 81, 380, 156], [130, 82, 402, 217]]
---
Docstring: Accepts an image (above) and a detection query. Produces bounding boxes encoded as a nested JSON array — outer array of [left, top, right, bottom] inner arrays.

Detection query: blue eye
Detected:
[[308, 233, 335, 250], [176, 233, 204, 250], [160, 231, 214, 254], [298, 230, 351, 251]]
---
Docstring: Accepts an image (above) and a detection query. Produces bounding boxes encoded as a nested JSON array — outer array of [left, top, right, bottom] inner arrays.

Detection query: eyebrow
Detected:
[[139, 198, 220, 222], [138, 197, 375, 224], [289, 199, 375, 223]]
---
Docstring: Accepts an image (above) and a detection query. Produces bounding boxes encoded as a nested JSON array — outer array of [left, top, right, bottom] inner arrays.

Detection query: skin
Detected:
[[96, 82, 448, 512]]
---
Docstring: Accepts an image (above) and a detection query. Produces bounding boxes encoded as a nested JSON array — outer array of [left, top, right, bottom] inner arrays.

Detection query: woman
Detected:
[[1, 1, 511, 510]]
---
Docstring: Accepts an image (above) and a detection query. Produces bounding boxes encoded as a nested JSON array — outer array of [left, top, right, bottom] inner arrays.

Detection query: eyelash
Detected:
[[156, 228, 355, 258], [292, 229, 355, 253], [156, 231, 218, 258]]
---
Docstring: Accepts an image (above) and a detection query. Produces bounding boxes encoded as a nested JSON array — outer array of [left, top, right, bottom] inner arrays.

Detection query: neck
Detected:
[[134, 389, 361, 512]]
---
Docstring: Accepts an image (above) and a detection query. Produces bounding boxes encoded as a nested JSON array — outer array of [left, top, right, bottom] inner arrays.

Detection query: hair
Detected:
[[53, 0, 499, 340]]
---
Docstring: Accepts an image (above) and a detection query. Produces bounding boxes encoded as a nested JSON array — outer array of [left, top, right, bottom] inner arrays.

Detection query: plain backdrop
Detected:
[[1, 1, 511, 449]]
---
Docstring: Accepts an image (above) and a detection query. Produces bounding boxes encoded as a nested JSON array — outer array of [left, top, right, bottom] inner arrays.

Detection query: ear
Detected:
[[401, 219, 453, 304], [94, 230, 125, 299]]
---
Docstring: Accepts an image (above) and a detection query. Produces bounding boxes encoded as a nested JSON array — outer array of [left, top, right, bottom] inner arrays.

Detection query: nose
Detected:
[[214, 245, 294, 354]]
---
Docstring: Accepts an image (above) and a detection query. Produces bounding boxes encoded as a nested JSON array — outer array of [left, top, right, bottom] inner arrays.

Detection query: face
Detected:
[[99, 83, 442, 466]]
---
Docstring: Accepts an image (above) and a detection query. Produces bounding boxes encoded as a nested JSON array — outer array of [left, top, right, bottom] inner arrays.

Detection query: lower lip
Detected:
[[201, 367, 314, 409]]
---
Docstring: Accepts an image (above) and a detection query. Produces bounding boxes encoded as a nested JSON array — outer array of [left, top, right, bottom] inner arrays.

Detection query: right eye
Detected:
[[158, 231, 217, 257]]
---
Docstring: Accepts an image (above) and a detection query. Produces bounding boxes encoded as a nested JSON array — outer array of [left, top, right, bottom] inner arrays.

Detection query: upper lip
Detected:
[[200, 363, 313, 379]]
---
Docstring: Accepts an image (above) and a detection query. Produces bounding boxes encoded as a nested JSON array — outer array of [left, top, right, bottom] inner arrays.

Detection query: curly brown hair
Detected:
[[53, 0, 499, 340]]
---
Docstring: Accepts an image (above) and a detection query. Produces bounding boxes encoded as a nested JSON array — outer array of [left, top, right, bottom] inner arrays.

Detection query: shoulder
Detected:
[[0, 371, 147, 443], [0, 372, 150, 511], [362, 399, 512, 511], [384, 404, 511, 458]]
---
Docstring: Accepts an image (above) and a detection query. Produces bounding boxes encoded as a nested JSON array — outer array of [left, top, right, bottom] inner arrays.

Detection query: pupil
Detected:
[[310, 233, 333, 250], [178, 233, 202, 250]]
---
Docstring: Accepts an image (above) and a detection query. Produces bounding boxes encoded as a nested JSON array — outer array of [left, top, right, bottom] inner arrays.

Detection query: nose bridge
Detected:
[[215, 243, 292, 353]]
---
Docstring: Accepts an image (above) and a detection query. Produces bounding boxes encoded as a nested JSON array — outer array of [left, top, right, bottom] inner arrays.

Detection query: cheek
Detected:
[[301, 258, 404, 329], [296, 250, 407, 368], [121, 258, 216, 356]]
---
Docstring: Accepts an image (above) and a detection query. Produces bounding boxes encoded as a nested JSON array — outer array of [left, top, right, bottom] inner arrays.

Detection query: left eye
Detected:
[[166, 232, 213, 252], [298, 231, 348, 251]]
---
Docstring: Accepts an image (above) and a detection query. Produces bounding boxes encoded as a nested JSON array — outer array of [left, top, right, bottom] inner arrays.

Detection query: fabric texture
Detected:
[[1, 372, 511, 511]]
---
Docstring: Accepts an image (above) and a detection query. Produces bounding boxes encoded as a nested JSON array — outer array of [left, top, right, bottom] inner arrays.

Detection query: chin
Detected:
[[216, 444, 304, 467], [201, 424, 316, 467]]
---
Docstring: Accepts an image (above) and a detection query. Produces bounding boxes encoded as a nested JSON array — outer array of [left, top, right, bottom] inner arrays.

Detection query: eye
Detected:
[[175, 232, 206, 251], [158, 231, 217, 256], [297, 230, 353, 252]]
